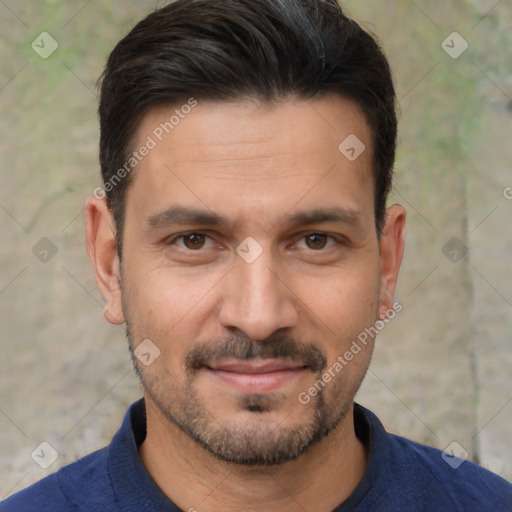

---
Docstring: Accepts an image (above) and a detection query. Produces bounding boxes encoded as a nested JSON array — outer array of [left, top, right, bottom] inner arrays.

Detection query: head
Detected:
[[87, 0, 405, 466]]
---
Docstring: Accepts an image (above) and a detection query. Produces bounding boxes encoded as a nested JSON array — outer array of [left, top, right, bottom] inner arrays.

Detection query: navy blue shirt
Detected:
[[2, 398, 511, 511]]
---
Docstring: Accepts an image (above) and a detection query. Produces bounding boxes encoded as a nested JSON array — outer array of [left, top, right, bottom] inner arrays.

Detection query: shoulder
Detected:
[[0, 473, 69, 512], [0, 447, 114, 512], [390, 433, 512, 509], [0, 399, 146, 512], [354, 404, 512, 511]]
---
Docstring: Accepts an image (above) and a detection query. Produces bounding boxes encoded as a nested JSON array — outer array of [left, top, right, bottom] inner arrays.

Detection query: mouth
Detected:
[[204, 359, 309, 394]]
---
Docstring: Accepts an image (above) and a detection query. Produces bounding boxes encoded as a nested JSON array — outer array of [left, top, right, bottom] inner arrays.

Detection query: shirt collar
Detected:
[[108, 398, 180, 510], [107, 399, 391, 511]]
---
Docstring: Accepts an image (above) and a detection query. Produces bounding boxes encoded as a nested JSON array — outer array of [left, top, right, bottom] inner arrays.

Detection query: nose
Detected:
[[218, 251, 299, 340]]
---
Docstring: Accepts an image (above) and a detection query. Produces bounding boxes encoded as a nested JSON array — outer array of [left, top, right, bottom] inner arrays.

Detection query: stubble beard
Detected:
[[127, 327, 370, 467]]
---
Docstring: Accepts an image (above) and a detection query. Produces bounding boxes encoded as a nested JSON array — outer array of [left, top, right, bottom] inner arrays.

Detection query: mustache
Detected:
[[184, 332, 327, 373]]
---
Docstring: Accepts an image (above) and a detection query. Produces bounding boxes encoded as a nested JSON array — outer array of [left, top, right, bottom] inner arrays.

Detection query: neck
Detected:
[[139, 398, 367, 512]]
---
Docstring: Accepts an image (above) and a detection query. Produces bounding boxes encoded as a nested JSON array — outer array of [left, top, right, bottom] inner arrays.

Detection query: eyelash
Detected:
[[169, 232, 342, 251], [173, 232, 217, 250]]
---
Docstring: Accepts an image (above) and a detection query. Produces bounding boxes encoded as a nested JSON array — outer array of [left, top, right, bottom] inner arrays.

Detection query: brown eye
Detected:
[[182, 233, 206, 250], [305, 233, 328, 250]]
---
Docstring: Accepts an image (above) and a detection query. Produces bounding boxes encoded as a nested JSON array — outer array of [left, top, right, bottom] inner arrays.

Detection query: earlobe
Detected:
[[378, 204, 406, 318], [85, 196, 125, 325]]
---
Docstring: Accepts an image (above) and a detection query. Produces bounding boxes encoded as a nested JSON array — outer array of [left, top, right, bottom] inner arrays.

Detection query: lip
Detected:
[[205, 359, 308, 394]]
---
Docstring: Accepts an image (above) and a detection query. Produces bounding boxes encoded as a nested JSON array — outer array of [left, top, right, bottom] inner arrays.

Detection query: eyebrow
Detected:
[[146, 206, 227, 229], [145, 205, 362, 230], [283, 207, 362, 228]]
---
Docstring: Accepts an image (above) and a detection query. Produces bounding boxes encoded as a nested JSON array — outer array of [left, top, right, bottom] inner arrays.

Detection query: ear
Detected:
[[378, 204, 406, 318], [85, 196, 125, 325]]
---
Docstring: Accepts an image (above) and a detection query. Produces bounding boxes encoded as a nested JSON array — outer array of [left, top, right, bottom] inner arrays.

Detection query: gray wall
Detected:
[[1, 0, 511, 497]]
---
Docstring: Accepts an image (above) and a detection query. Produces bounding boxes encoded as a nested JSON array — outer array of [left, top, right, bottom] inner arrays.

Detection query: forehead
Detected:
[[126, 94, 375, 227]]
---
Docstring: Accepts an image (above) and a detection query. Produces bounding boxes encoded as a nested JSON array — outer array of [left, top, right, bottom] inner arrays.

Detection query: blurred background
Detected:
[[1, 0, 511, 498]]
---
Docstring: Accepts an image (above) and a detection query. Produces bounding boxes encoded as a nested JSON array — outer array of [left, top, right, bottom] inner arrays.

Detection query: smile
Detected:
[[205, 359, 309, 394]]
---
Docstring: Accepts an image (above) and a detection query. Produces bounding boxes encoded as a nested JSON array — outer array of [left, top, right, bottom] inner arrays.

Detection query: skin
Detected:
[[86, 94, 406, 512]]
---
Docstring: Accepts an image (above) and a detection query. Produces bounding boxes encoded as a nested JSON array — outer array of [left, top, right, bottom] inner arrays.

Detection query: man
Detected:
[[2, 0, 511, 510]]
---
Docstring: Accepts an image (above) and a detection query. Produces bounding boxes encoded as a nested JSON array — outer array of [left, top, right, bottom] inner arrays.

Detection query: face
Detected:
[[87, 94, 405, 466]]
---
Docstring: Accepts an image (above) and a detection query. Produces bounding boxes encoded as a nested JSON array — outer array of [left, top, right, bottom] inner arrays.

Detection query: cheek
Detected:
[[124, 259, 217, 320], [121, 263, 223, 367], [293, 265, 380, 338]]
